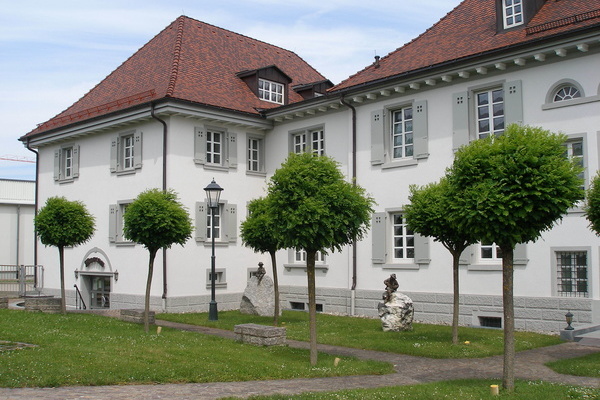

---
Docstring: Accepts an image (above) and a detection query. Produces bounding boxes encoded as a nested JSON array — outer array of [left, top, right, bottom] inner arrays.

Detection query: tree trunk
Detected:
[[501, 246, 515, 392], [145, 249, 158, 333], [270, 250, 280, 326], [306, 250, 318, 366], [58, 246, 66, 315], [451, 250, 461, 345]]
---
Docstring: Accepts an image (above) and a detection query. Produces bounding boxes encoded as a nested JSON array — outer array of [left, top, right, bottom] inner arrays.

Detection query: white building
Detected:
[[20, 0, 600, 331], [0, 179, 35, 266]]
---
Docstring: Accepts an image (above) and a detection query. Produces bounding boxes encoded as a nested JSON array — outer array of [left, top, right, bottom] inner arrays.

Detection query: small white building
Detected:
[[0, 179, 35, 266], [20, 0, 600, 331]]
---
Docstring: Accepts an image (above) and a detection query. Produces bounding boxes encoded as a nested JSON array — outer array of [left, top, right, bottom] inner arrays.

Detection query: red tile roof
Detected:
[[332, 0, 600, 91], [25, 16, 327, 137]]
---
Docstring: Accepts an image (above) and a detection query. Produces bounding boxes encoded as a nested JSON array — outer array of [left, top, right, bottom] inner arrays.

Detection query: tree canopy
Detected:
[[585, 173, 600, 235], [123, 189, 193, 332], [35, 196, 95, 314]]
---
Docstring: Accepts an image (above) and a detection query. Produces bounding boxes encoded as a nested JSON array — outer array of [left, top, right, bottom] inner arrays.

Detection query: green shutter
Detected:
[[504, 80, 523, 126], [514, 243, 528, 266], [53, 149, 61, 181], [72, 145, 80, 178], [133, 131, 143, 169], [227, 132, 237, 168], [108, 204, 117, 242], [371, 212, 386, 264], [110, 137, 118, 172], [195, 201, 207, 242], [371, 110, 385, 165], [414, 233, 430, 265], [194, 127, 207, 164], [452, 91, 469, 152], [413, 100, 429, 159]]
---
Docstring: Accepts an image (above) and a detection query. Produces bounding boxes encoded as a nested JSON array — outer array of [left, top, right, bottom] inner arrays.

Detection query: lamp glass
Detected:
[[204, 179, 223, 208]]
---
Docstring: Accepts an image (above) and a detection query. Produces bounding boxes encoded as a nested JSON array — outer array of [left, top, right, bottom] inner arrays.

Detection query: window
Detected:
[[554, 86, 581, 102], [258, 79, 284, 104], [195, 201, 237, 244], [109, 201, 133, 244], [194, 126, 237, 170], [371, 100, 428, 167], [247, 137, 265, 173], [205, 268, 227, 289], [563, 138, 585, 191], [452, 80, 522, 151], [461, 243, 527, 270], [290, 127, 325, 155], [54, 144, 79, 182], [294, 250, 325, 263], [285, 249, 327, 270], [110, 131, 142, 174], [556, 251, 588, 297], [392, 213, 414, 261], [503, 0, 523, 28], [480, 242, 502, 262], [476, 88, 505, 139], [371, 211, 429, 268]]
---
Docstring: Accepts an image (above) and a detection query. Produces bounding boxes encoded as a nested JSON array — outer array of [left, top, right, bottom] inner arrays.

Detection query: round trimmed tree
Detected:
[[35, 197, 95, 314], [585, 173, 600, 235]]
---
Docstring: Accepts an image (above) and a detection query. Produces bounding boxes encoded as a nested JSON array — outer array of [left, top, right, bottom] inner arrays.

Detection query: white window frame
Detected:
[[110, 130, 142, 174], [551, 247, 590, 298], [258, 78, 284, 104], [479, 242, 502, 263], [109, 200, 134, 245], [247, 136, 265, 174], [476, 88, 505, 139], [289, 126, 325, 155], [194, 125, 237, 171], [206, 130, 223, 166], [391, 212, 415, 262], [54, 144, 79, 182], [206, 204, 222, 240], [391, 106, 414, 160], [542, 80, 597, 110], [195, 200, 237, 245], [284, 249, 328, 271], [503, 0, 523, 29]]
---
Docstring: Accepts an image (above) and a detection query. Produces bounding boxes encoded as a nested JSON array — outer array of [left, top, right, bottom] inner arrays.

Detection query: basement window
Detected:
[[479, 316, 502, 329], [289, 302, 323, 312]]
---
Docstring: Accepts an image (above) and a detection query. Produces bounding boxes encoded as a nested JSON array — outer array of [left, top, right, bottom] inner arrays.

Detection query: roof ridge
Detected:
[[166, 16, 185, 97]]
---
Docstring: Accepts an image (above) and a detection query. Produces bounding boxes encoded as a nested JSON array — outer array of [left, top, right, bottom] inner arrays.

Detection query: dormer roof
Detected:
[[24, 16, 326, 137], [332, 0, 600, 91]]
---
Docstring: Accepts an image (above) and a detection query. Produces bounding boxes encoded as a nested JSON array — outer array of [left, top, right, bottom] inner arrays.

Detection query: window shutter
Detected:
[[259, 139, 265, 172], [414, 233, 430, 264], [53, 149, 61, 181], [195, 202, 207, 242], [371, 212, 386, 264], [227, 132, 237, 169], [504, 80, 523, 126], [452, 91, 469, 152], [413, 100, 429, 159], [224, 203, 238, 242], [459, 245, 472, 266], [72, 145, 80, 178], [110, 137, 118, 172], [194, 127, 207, 164], [513, 243, 528, 266], [133, 131, 143, 169], [371, 110, 385, 165], [109, 204, 118, 242]]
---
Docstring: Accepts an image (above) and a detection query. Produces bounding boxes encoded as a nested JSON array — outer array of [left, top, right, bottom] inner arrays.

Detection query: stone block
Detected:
[[0, 297, 7, 309], [518, 297, 559, 309], [558, 298, 592, 312], [435, 293, 453, 304], [234, 323, 286, 346], [24, 297, 61, 313], [120, 309, 155, 324]]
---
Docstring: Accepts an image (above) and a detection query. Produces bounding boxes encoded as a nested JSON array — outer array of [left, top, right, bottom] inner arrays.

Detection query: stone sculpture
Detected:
[[240, 262, 279, 316], [378, 274, 414, 331]]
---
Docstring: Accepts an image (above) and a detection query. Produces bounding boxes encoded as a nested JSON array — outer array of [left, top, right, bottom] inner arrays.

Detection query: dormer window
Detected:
[[259, 79, 284, 104], [503, 0, 523, 28]]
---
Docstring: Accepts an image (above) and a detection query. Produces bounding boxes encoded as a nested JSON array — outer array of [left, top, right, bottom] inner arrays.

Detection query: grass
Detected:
[[546, 352, 600, 378], [221, 379, 600, 400], [156, 310, 563, 359], [0, 309, 392, 388]]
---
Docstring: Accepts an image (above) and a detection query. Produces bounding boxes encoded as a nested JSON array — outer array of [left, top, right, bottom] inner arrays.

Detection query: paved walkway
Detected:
[[0, 319, 598, 400]]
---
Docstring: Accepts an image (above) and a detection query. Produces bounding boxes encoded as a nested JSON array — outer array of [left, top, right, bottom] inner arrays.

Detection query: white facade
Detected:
[[22, 5, 600, 331], [0, 179, 35, 266]]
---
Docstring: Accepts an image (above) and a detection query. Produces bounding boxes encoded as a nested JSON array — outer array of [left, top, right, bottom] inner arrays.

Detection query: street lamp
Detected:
[[204, 179, 223, 321]]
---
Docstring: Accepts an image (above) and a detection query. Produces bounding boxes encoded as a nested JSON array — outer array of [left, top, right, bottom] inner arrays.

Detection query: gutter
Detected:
[[339, 96, 357, 316], [150, 102, 169, 306], [25, 138, 39, 266]]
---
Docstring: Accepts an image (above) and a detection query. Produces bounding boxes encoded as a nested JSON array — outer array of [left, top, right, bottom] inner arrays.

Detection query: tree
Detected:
[[404, 177, 477, 345], [123, 189, 193, 332], [267, 152, 375, 365], [240, 196, 282, 325], [35, 197, 95, 314], [584, 173, 600, 235], [446, 124, 584, 391]]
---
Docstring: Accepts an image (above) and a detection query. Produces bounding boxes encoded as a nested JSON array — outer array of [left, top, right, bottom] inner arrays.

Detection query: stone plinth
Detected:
[[240, 275, 278, 317], [120, 309, 155, 324], [378, 292, 414, 332], [0, 297, 8, 309], [24, 296, 61, 313], [234, 323, 286, 346]]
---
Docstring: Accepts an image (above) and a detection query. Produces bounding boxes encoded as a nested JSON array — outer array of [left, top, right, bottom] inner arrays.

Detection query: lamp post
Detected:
[[565, 310, 574, 331], [204, 178, 223, 321]]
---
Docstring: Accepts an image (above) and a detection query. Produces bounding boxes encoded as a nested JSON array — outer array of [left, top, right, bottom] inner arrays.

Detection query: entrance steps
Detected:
[[561, 324, 600, 347]]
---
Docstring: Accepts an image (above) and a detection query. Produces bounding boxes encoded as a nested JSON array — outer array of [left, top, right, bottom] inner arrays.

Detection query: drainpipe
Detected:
[[340, 96, 357, 315], [16, 205, 21, 266], [25, 138, 39, 266], [150, 102, 169, 308]]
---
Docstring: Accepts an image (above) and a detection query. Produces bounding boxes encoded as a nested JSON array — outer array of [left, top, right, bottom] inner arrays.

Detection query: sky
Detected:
[[0, 0, 461, 181]]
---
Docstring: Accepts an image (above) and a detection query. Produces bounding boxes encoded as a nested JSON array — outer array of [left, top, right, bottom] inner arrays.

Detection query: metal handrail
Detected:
[[73, 284, 87, 310]]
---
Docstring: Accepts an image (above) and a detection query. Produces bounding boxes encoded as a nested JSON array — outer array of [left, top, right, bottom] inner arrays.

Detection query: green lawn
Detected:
[[221, 379, 600, 400], [0, 309, 391, 388], [546, 352, 600, 378], [157, 310, 563, 359]]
